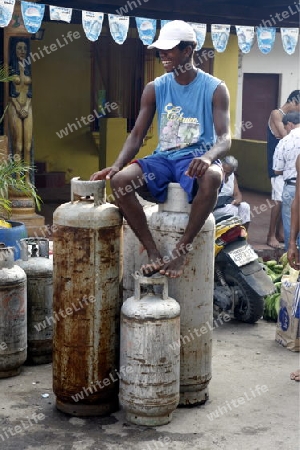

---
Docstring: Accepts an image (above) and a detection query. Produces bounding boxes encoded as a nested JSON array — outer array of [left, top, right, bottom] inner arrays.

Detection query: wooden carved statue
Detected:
[[7, 37, 33, 176]]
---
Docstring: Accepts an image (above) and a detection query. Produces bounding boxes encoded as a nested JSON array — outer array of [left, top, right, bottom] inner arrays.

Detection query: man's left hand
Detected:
[[185, 156, 212, 178], [288, 242, 300, 270]]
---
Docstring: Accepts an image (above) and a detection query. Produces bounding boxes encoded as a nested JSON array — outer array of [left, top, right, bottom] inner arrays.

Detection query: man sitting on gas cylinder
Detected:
[[90, 20, 231, 278]]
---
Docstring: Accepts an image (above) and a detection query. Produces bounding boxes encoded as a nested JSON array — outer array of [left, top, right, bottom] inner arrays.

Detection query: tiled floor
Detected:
[[38, 185, 284, 260]]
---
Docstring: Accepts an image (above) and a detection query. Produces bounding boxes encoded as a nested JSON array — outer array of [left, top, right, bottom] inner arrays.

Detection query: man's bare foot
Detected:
[[290, 370, 300, 381], [141, 244, 191, 278], [267, 237, 284, 249], [141, 251, 163, 277], [159, 253, 187, 278]]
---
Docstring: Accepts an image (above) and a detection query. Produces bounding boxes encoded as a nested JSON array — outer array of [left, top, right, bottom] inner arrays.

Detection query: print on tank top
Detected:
[[159, 102, 201, 151]]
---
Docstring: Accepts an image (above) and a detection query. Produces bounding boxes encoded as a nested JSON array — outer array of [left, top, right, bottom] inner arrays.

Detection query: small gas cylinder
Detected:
[[16, 238, 53, 365], [0, 244, 27, 378], [52, 177, 123, 416], [120, 275, 180, 426]]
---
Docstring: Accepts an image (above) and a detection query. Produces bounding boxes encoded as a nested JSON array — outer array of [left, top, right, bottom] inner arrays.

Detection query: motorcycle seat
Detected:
[[214, 214, 233, 224]]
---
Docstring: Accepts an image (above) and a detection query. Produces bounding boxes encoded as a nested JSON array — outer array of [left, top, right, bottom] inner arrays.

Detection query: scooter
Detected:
[[213, 214, 275, 323]]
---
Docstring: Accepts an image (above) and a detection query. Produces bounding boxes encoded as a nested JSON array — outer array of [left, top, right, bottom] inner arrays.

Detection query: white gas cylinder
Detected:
[[0, 244, 27, 378], [120, 275, 180, 426]]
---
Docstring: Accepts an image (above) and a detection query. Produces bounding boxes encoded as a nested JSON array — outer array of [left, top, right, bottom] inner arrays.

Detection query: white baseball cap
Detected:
[[148, 20, 196, 50]]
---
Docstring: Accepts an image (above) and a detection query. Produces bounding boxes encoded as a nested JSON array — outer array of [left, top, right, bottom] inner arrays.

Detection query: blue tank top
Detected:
[[153, 69, 222, 159]]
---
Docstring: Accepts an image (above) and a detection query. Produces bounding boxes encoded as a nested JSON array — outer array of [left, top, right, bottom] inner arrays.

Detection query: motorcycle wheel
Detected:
[[223, 266, 264, 324]]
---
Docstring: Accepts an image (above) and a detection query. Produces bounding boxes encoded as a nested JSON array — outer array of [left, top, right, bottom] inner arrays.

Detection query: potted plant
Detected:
[[0, 156, 41, 217]]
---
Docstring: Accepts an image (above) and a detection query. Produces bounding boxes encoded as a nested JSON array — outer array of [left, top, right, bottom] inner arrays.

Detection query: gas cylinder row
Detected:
[[0, 239, 53, 379], [52, 178, 215, 425]]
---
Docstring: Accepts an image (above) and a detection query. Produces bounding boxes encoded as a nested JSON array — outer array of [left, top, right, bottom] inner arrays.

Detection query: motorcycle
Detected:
[[213, 214, 275, 323]]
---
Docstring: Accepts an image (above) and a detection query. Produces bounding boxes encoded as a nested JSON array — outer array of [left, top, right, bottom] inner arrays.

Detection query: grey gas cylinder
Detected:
[[52, 177, 123, 416], [120, 275, 180, 426], [16, 238, 53, 365], [123, 183, 215, 406], [0, 244, 27, 378]]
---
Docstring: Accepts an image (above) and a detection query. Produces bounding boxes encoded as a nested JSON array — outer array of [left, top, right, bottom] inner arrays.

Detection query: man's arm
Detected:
[[209, 82, 231, 161], [272, 140, 285, 175], [90, 82, 156, 181], [186, 82, 231, 178], [269, 109, 287, 139], [288, 154, 300, 269], [232, 175, 243, 205]]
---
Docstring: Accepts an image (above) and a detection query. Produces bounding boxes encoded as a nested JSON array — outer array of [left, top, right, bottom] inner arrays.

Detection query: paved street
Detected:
[[0, 319, 299, 450]]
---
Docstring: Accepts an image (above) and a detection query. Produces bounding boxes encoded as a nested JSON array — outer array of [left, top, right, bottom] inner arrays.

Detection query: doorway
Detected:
[[241, 73, 279, 140]]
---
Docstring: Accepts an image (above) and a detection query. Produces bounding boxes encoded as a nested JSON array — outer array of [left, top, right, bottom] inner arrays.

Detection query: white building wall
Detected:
[[235, 33, 300, 138]]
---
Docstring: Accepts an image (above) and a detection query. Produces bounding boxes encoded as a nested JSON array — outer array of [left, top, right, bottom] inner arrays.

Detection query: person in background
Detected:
[[213, 155, 251, 230], [90, 20, 231, 278], [266, 90, 300, 249], [287, 154, 300, 382], [287, 154, 300, 270], [273, 111, 300, 250]]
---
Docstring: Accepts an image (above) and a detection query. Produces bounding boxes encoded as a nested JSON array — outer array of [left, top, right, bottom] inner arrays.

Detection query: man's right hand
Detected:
[[90, 166, 120, 181]]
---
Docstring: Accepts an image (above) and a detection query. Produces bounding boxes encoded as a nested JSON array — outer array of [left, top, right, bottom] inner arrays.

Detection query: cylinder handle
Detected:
[[134, 275, 169, 301], [0, 244, 14, 269], [71, 177, 106, 206], [20, 238, 50, 260]]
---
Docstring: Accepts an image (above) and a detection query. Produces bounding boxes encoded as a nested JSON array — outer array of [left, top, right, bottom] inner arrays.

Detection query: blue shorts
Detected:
[[135, 153, 221, 204]]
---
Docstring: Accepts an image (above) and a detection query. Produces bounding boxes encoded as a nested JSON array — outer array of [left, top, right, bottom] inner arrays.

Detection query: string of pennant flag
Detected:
[[0, 0, 299, 55]]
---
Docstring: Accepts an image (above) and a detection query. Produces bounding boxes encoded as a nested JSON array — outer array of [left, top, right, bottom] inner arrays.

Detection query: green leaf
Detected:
[[0, 63, 15, 83]]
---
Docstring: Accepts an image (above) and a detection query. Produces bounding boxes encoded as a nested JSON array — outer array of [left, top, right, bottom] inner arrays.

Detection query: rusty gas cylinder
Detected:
[[120, 275, 180, 426], [16, 238, 53, 365], [0, 244, 27, 378], [52, 177, 123, 416]]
